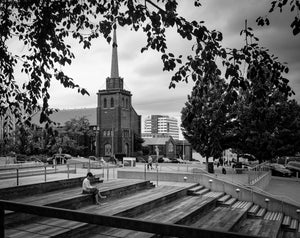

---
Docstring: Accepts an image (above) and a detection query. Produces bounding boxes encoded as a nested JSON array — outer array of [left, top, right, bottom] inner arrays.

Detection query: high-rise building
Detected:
[[143, 115, 179, 139], [96, 28, 141, 157]]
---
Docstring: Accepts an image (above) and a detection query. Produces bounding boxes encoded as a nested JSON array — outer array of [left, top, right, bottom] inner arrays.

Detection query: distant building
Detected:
[[141, 133, 170, 139], [143, 115, 179, 139], [96, 29, 141, 158], [142, 136, 192, 160]]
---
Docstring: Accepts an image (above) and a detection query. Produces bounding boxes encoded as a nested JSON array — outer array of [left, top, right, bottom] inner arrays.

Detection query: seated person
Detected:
[[82, 172, 106, 205]]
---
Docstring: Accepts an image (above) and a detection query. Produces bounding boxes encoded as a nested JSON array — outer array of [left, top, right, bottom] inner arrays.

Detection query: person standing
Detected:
[[82, 172, 106, 205], [148, 156, 153, 170]]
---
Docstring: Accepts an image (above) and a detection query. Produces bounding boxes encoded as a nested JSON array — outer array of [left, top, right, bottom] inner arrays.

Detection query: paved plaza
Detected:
[[0, 161, 299, 206]]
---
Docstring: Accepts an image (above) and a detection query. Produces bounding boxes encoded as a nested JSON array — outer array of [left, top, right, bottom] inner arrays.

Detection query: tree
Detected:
[[62, 116, 94, 155], [181, 76, 232, 170], [133, 133, 145, 153], [0, 0, 299, 128], [0, 0, 298, 136]]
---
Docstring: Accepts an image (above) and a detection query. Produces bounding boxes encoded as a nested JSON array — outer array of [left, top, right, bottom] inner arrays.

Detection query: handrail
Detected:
[[248, 161, 270, 171], [0, 163, 50, 171], [0, 200, 264, 238]]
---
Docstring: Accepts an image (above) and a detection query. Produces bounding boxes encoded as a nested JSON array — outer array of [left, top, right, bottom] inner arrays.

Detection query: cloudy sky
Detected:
[[11, 1, 300, 132]]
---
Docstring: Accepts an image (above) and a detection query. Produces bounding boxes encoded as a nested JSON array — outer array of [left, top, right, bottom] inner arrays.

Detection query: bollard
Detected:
[[67, 164, 70, 179], [296, 209, 300, 220], [265, 198, 270, 210], [209, 179, 213, 190], [236, 188, 240, 200], [184, 176, 187, 182]]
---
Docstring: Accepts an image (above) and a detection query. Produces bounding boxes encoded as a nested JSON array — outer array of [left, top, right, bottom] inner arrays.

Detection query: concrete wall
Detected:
[[118, 170, 300, 219], [0, 176, 100, 200]]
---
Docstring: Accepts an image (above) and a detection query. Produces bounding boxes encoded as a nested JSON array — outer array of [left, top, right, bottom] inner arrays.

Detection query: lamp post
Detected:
[[182, 139, 185, 161]]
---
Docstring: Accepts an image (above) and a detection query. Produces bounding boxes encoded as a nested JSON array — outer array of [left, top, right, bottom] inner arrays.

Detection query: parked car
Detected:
[[136, 156, 147, 163], [285, 161, 300, 177], [158, 157, 171, 163], [170, 158, 180, 163], [47, 154, 72, 165], [270, 163, 292, 177]]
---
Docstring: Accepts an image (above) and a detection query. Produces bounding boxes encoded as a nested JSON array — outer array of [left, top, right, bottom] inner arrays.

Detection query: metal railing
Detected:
[[247, 162, 270, 185], [0, 200, 263, 238]]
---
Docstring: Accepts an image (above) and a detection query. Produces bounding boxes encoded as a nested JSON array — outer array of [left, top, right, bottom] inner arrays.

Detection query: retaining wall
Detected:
[[117, 170, 300, 219]]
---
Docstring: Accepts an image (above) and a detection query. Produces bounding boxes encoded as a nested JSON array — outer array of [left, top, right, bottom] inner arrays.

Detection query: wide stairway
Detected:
[[2, 180, 300, 238]]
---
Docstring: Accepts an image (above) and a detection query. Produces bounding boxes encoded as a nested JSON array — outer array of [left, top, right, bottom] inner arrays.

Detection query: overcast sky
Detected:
[[11, 1, 300, 132]]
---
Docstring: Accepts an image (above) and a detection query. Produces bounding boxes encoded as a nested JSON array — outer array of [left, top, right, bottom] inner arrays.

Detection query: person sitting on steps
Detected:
[[82, 172, 106, 205]]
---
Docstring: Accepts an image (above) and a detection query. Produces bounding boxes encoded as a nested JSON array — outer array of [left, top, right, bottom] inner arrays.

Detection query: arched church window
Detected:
[[168, 142, 174, 152], [122, 98, 125, 107], [105, 144, 112, 156], [126, 98, 129, 108], [104, 98, 107, 108], [111, 97, 114, 108]]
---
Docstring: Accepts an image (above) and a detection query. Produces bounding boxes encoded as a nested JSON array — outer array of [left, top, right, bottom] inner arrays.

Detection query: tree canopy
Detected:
[[0, 0, 299, 134]]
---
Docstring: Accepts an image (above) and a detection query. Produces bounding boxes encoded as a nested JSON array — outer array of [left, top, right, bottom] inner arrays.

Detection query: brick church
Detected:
[[95, 29, 141, 158]]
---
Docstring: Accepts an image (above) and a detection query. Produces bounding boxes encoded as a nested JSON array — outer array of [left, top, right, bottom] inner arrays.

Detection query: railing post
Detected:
[[107, 164, 109, 181], [67, 164, 70, 179], [156, 166, 158, 187], [144, 163, 147, 180], [44, 166, 47, 182], [16, 168, 19, 186], [0, 205, 4, 238]]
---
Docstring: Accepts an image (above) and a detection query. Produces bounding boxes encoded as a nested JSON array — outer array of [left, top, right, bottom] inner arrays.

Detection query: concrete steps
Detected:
[[187, 185, 204, 195], [4, 179, 155, 228], [255, 207, 267, 218], [5, 184, 196, 238], [223, 197, 237, 207], [248, 204, 260, 217], [193, 188, 210, 196], [217, 194, 231, 205], [282, 215, 292, 227]]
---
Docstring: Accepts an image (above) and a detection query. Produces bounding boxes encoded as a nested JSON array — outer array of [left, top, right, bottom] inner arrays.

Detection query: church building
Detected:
[[95, 29, 141, 158]]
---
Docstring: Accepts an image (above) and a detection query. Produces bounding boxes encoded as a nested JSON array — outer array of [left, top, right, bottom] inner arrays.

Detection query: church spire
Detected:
[[110, 28, 119, 78]]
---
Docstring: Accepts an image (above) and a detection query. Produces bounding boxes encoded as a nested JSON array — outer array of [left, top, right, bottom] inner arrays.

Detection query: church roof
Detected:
[[142, 137, 170, 146], [32, 108, 97, 127]]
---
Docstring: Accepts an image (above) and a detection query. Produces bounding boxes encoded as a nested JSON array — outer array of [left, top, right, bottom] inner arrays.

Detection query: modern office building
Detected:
[[143, 115, 179, 140], [96, 28, 141, 158]]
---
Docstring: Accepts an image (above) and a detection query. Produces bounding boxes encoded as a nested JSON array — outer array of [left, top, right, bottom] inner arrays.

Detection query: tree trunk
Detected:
[[206, 156, 209, 172]]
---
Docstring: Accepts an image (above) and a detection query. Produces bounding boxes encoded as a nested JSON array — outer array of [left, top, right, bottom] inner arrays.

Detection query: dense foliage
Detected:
[[1, 0, 299, 129], [1, 1, 300, 163], [182, 28, 300, 163]]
